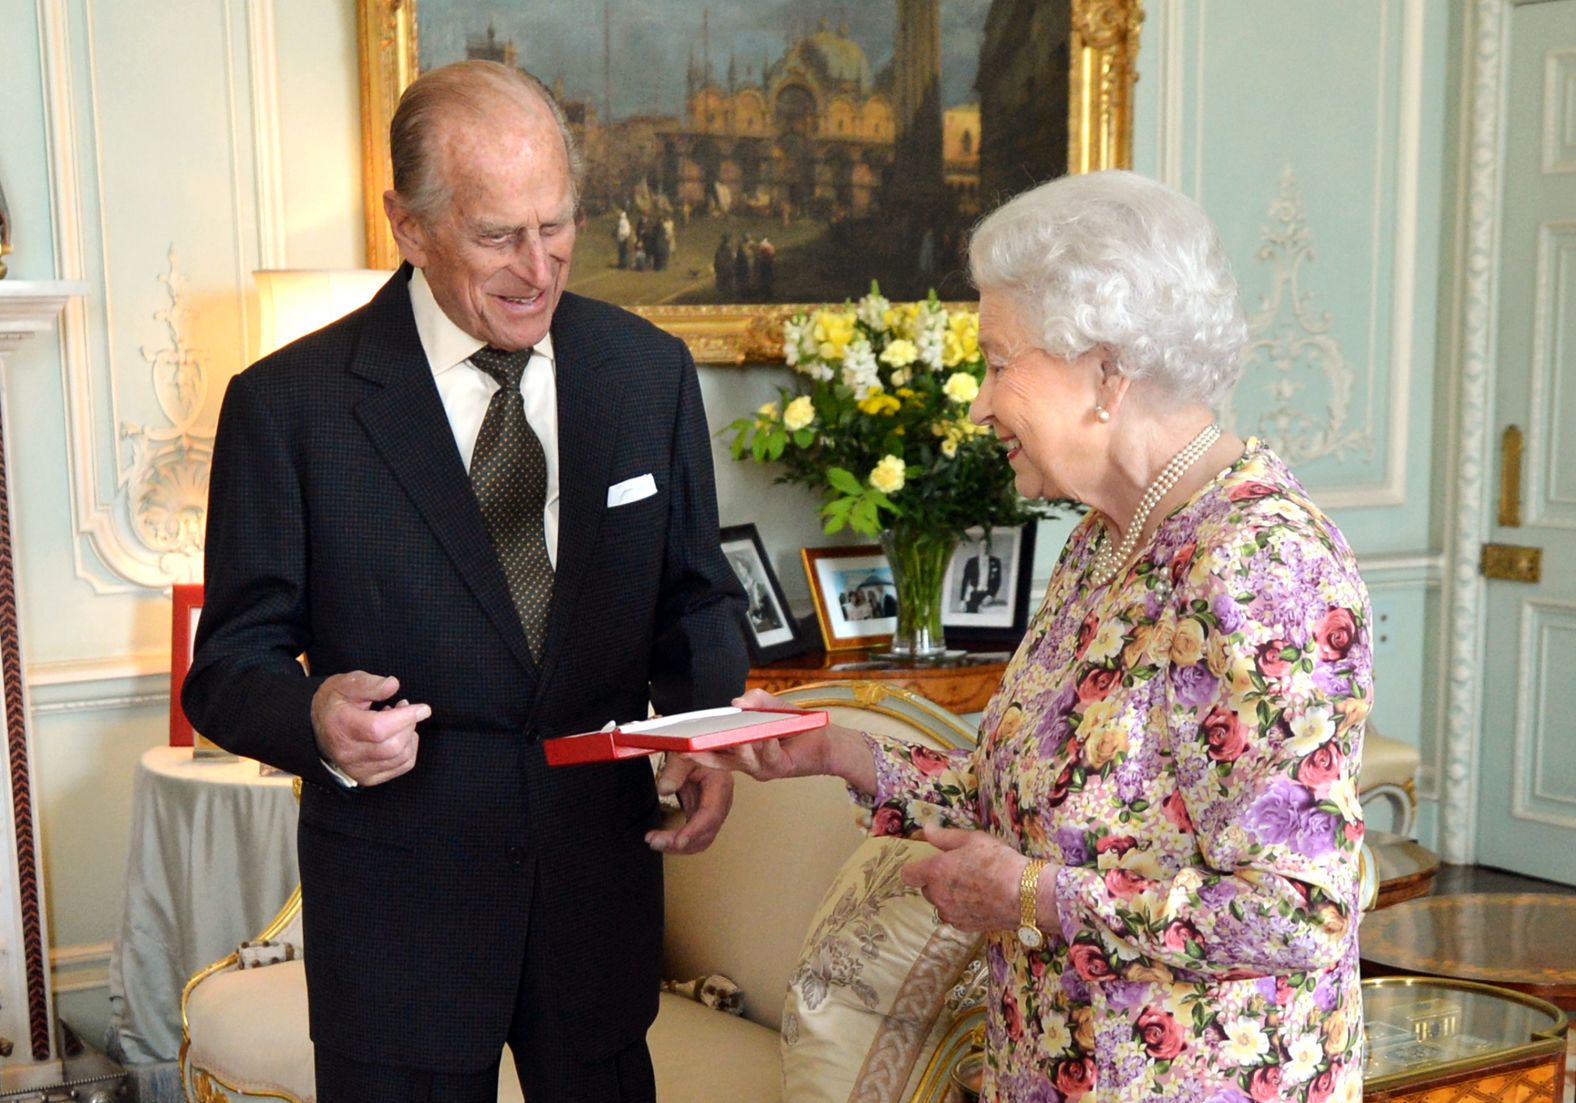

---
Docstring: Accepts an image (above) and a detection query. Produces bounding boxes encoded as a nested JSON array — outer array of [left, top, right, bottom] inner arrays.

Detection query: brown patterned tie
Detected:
[[469, 345, 554, 659]]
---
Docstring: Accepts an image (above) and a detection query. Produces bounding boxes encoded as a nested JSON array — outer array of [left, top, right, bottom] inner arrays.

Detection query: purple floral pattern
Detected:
[[861, 441, 1369, 1102]]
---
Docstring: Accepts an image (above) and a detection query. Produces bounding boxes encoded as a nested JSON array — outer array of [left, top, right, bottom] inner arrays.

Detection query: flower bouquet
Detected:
[[726, 282, 1044, 655]]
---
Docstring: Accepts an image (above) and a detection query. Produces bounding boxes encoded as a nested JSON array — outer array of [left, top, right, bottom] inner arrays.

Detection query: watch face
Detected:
[[1017, 924, 1045, 950]]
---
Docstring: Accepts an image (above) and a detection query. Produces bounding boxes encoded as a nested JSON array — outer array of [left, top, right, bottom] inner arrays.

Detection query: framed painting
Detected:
[[719, 522, 807, 662], [802, 544, 897, 652], [357, 0, 1143, 363], [941, 520, 1036, 644]]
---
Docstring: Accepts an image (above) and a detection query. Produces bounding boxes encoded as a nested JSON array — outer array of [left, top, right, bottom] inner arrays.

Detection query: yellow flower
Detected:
[[880, 339, 919, 368], [940, 438, 958, 458], [756, 400, 780, 421], [943, 371, 979, 403], [1082, 724, 1129, 769], [811, 310, 857, 361], [857, 394, 901, 416], [869, 455, 906, 493], [895, 387, 917, 400], [1170, 618, 1206, 666], [783, 395, 815, 431], [942, 312, 980, 367]]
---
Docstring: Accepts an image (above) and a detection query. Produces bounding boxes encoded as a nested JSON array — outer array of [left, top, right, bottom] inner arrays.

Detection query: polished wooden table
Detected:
[[1370, 830, 1441, 910], [1360, 893, 1576, 1011], [746, 646, 1012, 714]]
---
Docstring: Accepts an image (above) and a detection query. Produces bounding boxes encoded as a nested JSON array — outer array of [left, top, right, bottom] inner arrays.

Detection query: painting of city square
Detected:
[[417, 0, 1071, 305]]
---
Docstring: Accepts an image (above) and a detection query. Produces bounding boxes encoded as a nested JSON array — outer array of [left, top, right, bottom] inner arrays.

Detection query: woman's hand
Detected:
[[902, 824, 1057, 935], [680, 689, 878, 794], [680, 689, 828, 781]]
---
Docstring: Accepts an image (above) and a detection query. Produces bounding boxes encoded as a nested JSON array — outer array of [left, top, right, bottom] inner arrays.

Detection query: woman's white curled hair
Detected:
[[968, 170, 1249, 409]]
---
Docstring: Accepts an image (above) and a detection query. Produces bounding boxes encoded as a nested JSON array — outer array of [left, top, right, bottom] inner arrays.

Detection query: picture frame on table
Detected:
[[354, 0, 1142, 363], [802, 544, 898, 653], [941, 521, 1037, 644], [719, 523, 808, 663]]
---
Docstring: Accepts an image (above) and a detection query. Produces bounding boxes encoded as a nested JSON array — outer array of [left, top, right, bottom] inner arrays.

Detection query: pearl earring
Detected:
[[1094, 404, 1111, 423]]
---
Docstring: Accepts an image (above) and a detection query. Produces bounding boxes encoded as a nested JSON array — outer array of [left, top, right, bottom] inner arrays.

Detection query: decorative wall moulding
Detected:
[[1230, 167, 1373, 469]]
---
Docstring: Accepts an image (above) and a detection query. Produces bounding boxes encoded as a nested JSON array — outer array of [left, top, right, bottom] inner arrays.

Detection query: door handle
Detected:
[[1481, 542, 1541, 583], [1499, 424, 1523, 528]]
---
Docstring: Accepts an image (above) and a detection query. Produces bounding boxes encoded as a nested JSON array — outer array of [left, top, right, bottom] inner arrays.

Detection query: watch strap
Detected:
[[1019, 857, 1049, 933]]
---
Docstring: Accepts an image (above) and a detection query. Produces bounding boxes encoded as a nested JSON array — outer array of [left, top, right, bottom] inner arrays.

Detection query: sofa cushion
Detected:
[[186, 959, 315, 1100], [187, 960, 528, 1103], [651, 991, 782, 1101], [781, 836, 981, 1103]]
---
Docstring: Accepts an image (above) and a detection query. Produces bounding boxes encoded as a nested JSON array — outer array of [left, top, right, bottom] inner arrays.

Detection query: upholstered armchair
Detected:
[[1357, 724, 1421, 836], [181, 683, 990, 1102]]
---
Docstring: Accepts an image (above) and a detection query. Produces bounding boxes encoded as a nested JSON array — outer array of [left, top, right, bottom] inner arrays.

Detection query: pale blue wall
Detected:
[[1, 0, 1462, 1044]]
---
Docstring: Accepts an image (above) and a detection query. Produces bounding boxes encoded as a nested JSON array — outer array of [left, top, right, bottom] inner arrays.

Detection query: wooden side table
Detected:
[[745, 646, 1012, 714], [1360, 893, 1576, 1011], [1369, 830, 1441, 910]]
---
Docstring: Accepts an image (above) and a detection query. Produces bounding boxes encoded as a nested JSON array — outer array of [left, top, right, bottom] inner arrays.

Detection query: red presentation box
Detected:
[[544, 707, 827, 767]]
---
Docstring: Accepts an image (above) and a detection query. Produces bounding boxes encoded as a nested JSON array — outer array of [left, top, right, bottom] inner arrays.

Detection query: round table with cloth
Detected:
[[105, 746, 300, 1103]]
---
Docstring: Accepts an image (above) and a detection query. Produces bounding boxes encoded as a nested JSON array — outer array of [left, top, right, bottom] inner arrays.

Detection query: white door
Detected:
[[1476, 0, 1576, 885]]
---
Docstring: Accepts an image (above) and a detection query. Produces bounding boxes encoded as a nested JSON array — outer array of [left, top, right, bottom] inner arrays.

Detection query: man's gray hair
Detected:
[[390, 60, 586, 222], [969, 170, 1248, 409]]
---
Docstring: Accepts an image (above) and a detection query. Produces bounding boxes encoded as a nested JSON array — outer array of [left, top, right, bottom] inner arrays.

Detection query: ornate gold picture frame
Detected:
[[357, 0, 1142, 364]]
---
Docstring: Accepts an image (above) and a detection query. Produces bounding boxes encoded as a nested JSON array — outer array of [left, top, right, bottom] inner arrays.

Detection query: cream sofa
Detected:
[[181, 683, 988, 1103]]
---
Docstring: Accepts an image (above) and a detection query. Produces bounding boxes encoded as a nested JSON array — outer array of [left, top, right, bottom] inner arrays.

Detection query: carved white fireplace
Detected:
[[0, 280, 85, 1078]]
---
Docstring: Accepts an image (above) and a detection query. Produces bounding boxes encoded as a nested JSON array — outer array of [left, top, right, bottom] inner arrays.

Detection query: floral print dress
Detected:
[[863, 441, 1370, 1103]]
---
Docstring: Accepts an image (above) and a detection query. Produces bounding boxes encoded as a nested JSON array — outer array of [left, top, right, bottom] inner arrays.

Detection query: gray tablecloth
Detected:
[[105, 746, 299, 1096]]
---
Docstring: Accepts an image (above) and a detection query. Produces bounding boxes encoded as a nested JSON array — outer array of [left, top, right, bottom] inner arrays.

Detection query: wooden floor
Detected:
[[1432, 862, 1576, 897]]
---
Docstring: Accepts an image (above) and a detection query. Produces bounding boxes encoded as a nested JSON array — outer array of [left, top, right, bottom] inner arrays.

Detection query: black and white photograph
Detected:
[[942, 522, 1036, 642], [719, 523, 805, 662], [802, 545, 897, 651]]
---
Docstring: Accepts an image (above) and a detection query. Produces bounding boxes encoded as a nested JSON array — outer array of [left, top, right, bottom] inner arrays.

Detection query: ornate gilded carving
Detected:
[[119, 248, 214, 575], [192, 1070, 229, 1103], [1231, 168, 1372, 466]]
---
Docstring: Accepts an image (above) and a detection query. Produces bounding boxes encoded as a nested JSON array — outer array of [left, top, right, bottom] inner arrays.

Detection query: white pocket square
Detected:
[[606, 473, 658, 507]]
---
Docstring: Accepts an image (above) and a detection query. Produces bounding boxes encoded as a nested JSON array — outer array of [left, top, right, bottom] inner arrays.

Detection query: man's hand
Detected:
[[902, 824, 1046, 933], [310, 671, 428, 787], [645, 755, 734, 855]]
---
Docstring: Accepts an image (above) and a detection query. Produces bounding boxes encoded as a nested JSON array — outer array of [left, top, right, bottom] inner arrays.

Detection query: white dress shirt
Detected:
[[408, 265, 561, 567]]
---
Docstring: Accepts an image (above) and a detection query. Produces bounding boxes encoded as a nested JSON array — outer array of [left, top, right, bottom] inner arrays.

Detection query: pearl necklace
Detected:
[[1089, 423, 1222, 587]]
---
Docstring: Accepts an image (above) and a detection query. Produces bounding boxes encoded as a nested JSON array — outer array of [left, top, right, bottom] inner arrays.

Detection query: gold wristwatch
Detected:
[[1017, 858, 1049, 949]]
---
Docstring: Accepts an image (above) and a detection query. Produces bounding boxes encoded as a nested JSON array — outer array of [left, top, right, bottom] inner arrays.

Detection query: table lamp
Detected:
[[253, 268, 391, 360]]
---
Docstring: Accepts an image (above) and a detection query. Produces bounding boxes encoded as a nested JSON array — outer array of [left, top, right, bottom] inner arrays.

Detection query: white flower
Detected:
[[781, 316, 812, 368], [1286, 706, 1335, 756], [917, 325, 945, 371], [1283, 1033, 1323, 1085], [1220, 1017, 1271, 1066], [1040, 1012, 1072, 1056], [1086, 621, 1125, 663], [1328, 775, 1362, 822], [869, 455, 906, 494], [857, 292, 891, 332], [841, 339, 882, 399], [943, 372, 979, 404], [889, 367, 911, 386]]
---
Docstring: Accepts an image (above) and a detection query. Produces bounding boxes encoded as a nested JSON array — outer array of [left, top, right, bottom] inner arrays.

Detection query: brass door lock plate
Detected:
[[1480, 543, 1541, 583]]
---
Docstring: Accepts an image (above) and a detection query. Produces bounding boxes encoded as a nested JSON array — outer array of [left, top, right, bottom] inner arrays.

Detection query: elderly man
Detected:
[[184, 60, 748, 1102]]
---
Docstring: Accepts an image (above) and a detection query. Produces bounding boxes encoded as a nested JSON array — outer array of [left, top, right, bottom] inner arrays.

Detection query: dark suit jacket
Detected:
[[183, 266, 748, 1071]]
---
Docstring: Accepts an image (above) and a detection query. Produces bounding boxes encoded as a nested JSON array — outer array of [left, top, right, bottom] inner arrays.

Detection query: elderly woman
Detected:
[[705, 170, 1369, 1102]]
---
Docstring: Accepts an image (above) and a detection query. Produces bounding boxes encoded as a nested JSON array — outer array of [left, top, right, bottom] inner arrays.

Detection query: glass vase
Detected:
[[879, 526, 958, 659]]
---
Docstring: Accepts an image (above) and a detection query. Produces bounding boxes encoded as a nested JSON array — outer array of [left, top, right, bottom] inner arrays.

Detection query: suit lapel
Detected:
[[530, 293, 622, 704], [348, 266, 539, 682]]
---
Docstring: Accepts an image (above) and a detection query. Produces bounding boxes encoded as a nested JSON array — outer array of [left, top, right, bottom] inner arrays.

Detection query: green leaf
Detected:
[[793, 428, 814, 447], [827, 467, 864, 496]]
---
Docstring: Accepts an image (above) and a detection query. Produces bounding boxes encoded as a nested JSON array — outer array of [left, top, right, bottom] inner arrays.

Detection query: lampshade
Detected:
[[253, 269, 391, 360]]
